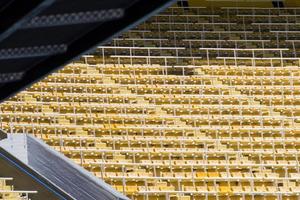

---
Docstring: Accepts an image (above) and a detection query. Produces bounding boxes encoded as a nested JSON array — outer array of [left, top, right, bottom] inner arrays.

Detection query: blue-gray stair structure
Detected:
[[0, 131, 130, 200]]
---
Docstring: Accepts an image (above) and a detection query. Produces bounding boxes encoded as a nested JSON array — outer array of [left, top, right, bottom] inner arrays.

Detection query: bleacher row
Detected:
[[1, 5, 300, 200], [0, 177, 35, 200], [96, 6, 300, 67]]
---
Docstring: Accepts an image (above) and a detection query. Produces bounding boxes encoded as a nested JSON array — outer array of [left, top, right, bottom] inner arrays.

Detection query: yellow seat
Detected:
[[219, 186, 232, 194], [208, 172, 219, 177], [126, 186, 138, 194], [196, 172, 207, 178]]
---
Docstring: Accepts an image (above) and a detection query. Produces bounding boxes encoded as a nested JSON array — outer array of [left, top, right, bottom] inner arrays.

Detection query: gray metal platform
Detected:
[[0, 133, 129, 200]]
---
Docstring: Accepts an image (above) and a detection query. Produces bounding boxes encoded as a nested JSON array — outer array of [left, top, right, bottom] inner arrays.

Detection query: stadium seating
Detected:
[[0, 177, 36, 200], [1, 5, 300, 200]]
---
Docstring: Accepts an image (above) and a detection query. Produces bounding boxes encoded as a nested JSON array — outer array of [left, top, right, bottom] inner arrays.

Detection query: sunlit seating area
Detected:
[[1, 4, 300, 200]]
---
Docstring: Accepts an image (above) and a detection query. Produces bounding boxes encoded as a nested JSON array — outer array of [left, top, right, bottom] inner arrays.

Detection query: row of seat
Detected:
[[99, 7, 300, 68], [10, 92, 300, 107]]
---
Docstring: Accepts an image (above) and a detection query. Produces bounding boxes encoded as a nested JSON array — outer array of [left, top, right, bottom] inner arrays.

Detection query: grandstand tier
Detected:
[[2, 5, 300, 200]]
